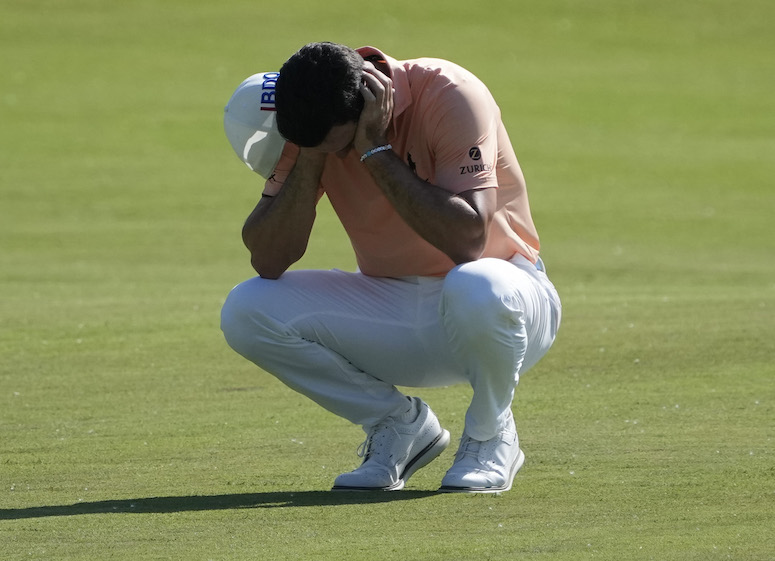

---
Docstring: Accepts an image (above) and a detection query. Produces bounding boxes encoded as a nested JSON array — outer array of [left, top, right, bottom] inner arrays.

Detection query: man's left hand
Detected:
[[355, 61, 394, 156]]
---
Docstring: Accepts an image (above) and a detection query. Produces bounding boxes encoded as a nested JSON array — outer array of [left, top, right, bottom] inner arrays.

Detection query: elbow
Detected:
[[449, 240, 486, 265], [252, 260, 284, 280], [250, 253, 289, 280], [447, 203, 492, 264], [451, 247, 485, 265], [248, 246, 306, 280], [450, 227, 488, 264]]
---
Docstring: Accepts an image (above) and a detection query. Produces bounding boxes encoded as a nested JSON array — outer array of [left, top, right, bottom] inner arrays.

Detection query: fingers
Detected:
[[363, 61, 392, 87], [359, 79, 376, 102], [362, 61, 394, 104], [354, 61, 394, 154]]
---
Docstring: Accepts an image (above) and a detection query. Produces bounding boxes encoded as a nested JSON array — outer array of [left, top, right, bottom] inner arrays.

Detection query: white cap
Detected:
[[223, 72, 285, 179]]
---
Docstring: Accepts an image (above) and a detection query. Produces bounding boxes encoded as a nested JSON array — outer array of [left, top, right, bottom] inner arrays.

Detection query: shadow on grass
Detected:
[[0, 490, 439, 519]]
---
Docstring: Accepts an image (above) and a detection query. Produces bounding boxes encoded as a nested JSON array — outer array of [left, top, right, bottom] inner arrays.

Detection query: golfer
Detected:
[[221, 42, 561, 493]]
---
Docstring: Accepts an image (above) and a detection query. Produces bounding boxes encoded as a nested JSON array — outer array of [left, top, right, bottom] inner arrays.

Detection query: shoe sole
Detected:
[[331, 429, 451, 492], [438, 448, 525, 494]]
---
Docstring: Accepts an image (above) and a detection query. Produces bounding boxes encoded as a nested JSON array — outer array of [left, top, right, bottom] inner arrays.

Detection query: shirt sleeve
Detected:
[[427, 70, 501, 194]]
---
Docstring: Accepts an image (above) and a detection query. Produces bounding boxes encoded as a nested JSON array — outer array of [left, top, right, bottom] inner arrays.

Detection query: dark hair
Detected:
[[275, 42, 364, 147]]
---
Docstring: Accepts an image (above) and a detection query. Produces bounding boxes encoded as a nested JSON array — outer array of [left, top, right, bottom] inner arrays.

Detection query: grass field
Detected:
[[1, 0, 773, 559]]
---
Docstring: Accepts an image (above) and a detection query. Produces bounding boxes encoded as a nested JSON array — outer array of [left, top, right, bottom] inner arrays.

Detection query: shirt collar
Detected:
[[356, 46, 411, 127]]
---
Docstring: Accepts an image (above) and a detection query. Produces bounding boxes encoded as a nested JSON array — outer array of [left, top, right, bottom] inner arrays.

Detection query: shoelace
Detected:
[[456, 435, 481, 460], [357, 419, 400, 462]]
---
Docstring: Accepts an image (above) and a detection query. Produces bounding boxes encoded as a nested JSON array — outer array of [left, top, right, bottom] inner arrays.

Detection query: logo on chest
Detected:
[[407, 152, 418, 174], [406, 152, 430, 182]]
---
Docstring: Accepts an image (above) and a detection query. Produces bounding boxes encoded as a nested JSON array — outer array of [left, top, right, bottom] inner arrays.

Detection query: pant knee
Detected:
[[442, 260, 523, 326], [221, 277, 284, 358], [220, 281, 253, 354]]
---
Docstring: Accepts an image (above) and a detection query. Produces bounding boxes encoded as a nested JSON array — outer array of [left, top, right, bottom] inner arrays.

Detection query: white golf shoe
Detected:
[[439, 410, 524, 494], [332, 397, 450, 491]]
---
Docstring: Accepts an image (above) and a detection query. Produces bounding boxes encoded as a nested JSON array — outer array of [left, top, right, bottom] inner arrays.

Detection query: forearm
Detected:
[[242, 151, 325, 278], [362, 149, 490, 264], [354, 64, 491, 264]]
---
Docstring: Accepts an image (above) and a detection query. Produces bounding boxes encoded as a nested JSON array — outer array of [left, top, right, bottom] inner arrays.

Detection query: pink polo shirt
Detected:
[[264, 46, 540, 278]]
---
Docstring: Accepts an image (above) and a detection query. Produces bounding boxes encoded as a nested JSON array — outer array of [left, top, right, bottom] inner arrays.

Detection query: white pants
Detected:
[[220, 255, 561, 441]]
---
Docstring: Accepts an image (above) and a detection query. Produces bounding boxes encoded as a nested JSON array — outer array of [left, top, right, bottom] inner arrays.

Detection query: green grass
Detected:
[[1, 0, 773, 559]]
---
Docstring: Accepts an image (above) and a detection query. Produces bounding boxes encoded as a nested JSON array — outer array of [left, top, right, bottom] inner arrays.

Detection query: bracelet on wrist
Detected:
[[360, 144, 393, 162]]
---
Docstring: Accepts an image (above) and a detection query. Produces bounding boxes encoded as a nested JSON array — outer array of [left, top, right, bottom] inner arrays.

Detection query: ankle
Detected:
[[398, 397, 420, 423]]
